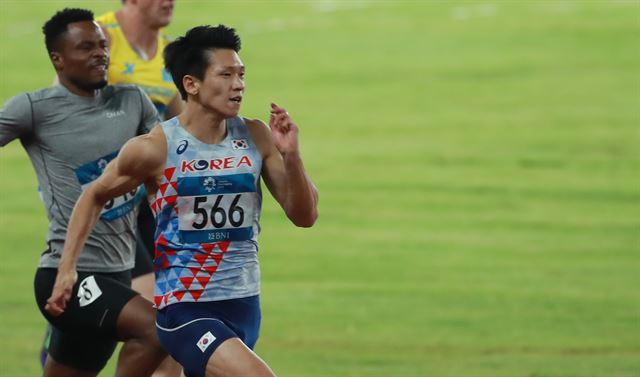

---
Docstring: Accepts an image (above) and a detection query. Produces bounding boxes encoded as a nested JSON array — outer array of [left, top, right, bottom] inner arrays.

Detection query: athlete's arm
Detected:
[[45, 128, 166, 316], [0, 93, 33, 147], [166, 93, 184, 119], [247, 103, 318, 227]]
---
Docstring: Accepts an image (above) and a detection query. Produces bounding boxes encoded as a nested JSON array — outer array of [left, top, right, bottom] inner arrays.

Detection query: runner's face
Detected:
[[138, 0, 175, 28], [197, 49, 245, 118], [57, 21, 109, 92]]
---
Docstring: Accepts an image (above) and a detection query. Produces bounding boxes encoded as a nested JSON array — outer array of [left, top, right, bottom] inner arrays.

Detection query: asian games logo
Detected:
[[203, 177, 216, 192]]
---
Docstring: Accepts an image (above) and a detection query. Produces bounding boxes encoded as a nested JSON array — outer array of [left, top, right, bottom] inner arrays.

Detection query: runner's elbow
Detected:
[[290, 208, 318, 228], [87, 185, 111, 207]]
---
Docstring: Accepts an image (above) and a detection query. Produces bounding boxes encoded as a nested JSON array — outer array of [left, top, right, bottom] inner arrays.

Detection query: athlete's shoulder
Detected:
[[107, 83, 147, 99], [95, 11, 118, 29], [23, 85, 67, 104], [109, 83, 142, 92], [8, 86, 71, 122], [242, 117, 271, 139], [119, 126, 166, 176], [103, 85, 156, 118], [242, 117, 268, 131], [241, 117, 273, 158], [126, 126, 166, 151], [2, 92, 29, 109]]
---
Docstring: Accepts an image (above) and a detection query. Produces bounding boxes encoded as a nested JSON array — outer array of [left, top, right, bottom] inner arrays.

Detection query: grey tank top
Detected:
[[0, 84, 158, 272]]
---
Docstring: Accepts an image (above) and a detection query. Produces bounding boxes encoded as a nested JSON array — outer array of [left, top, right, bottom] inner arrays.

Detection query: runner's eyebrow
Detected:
[[217, 65, 245, 70]]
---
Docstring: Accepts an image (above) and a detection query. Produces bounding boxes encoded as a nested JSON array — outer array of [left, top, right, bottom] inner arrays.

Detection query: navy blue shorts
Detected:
[[156, 295, 261, 377]]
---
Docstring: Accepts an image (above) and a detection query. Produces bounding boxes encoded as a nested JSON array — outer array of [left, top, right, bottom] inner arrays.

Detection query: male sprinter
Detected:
[[48, 25, 319, 377], [39, 2, 183, 369], [0, 8, 166, 376]]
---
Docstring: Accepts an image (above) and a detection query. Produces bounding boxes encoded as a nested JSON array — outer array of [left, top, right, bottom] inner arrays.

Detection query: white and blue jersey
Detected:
[[151, 117, 263, 309]]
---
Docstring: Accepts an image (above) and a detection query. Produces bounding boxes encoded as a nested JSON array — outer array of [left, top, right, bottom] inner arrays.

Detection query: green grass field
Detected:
[[1, 1, 639, 376]]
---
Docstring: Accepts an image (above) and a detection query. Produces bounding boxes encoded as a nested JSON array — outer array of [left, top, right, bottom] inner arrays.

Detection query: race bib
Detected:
[[77, 275, 102, 307], [75, 151, 145, 220], [177, 173, 256, 243]]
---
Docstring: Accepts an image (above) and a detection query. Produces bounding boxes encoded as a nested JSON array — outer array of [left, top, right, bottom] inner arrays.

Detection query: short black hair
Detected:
[[164, 25, 242, 100], [42, 8, 94, 53]]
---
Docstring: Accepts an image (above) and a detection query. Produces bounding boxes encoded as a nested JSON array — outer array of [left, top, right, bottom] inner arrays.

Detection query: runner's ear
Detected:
[[51, 51, 63, 71], [183, 75, 200, 96]]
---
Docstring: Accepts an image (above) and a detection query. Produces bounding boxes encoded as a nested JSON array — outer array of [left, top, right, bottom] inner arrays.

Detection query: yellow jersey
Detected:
[[96, 11, 177, 118]]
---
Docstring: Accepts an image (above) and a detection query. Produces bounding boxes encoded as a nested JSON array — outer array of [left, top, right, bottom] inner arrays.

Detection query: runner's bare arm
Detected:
[[246, 103, 318, 227], [46, 130, 166, 315]]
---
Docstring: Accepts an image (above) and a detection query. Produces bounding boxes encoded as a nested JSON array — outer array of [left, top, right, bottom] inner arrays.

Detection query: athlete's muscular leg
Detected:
[[115, 295, 168, 377], [133, 209, 182, 377], [132, 275, 183, 377], [151, 356, 184, 377], [205, 338, 275, 377], [43, 356, 97, 377]]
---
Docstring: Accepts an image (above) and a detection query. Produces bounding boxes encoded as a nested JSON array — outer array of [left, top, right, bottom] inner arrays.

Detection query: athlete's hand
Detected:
[[269, 102, 300, 155], [45, 270, 78, 316]]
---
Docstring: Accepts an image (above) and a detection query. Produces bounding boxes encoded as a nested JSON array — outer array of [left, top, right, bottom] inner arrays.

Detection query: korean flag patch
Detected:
[[196, 331, 216, 352], [232, 139, 249, 150]]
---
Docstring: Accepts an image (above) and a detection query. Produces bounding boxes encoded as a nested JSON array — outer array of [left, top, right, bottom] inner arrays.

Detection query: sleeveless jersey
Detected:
[[96, 11, 177, 118], [151, 117, 263, 309], [0, 84, 158, 272]]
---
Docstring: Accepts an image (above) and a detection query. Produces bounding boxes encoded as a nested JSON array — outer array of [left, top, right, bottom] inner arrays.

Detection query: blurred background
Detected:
[[1, 1, 638, 376]]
